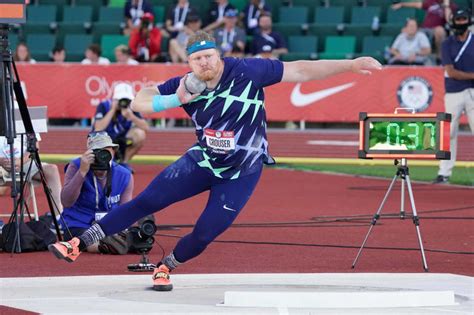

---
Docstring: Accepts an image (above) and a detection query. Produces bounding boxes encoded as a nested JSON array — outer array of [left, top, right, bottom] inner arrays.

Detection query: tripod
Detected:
[[0, 24, 62, 253], [351, 158, 429, 271]]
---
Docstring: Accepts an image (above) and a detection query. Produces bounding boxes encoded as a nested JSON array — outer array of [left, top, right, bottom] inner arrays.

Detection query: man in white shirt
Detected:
[[389, 18, 432, 65]]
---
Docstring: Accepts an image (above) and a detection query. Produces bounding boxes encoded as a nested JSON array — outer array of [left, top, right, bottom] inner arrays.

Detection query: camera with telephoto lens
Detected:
[[118, 98, 131, 110], [90, 149, 112, 171], [127, 219, 157, 254]]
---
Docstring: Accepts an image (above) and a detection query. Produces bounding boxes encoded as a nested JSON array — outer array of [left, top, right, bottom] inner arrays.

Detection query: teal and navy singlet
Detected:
[[158, 57, 284, 179]]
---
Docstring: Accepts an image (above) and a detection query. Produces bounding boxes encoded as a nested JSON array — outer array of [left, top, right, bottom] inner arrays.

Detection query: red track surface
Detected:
[[1, 165, 473, 278], [39, 128, 474, 160]]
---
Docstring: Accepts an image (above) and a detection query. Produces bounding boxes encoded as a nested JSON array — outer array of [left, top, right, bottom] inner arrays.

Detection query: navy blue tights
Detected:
[[98, 154, 262, 263]]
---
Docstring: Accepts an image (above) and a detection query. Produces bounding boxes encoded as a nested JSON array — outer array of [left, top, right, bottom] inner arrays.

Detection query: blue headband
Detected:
[[187, 40, 217, 55]]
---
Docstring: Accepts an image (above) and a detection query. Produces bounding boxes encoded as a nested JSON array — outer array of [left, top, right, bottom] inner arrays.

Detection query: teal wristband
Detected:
[[152, 94, 182, 112]]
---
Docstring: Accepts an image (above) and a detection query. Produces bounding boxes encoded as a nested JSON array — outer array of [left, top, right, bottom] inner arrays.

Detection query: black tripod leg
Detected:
[[352, 173, 398, 269], [29, 152, 63, 240], [405, 174, 429, 272]]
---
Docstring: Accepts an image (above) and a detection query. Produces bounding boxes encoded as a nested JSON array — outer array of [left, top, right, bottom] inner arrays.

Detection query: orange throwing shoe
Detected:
[[48, 237, 81, 262], [152, 264, 173, 291]]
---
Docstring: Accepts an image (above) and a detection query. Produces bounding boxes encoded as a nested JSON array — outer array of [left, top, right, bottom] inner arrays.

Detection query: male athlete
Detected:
[[49, 31, 382, 291]]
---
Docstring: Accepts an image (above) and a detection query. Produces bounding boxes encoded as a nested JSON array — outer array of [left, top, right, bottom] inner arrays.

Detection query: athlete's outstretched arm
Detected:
[[131, 76, 200, 114], [131, 87, 159, 113], [281, 57, 382, 83]]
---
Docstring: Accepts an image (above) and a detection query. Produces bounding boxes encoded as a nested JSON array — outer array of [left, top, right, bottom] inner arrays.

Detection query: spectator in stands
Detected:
[[251, 13, 287, 59], [391, 0, 457, 60], [51, 46, 66, 63], [388, 18, 432, 65], [169, 14, 202, 63], [165, 0, 198, 38], [81, 44, 111, 65], [13, 42, 36, 64], [92, 83, 148, 168], [59, 131, 133, 254], [214, 9, 246, 57], [129, 12, 162, 62], [203, 0, 236, 33], [434, 8, 474, 184], [241, 0, 271, 35], [0, 135, 63, 214], [115, 44, 139, 65], [124, 0, 154, 35]]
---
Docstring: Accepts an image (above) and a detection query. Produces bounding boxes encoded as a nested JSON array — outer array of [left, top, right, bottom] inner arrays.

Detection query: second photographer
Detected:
[[92, 83, 148, 170], [59, 131, 134, 254]]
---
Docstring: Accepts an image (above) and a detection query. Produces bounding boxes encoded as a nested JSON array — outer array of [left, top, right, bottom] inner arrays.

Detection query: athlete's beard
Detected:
[[195, 64, 221, 82]]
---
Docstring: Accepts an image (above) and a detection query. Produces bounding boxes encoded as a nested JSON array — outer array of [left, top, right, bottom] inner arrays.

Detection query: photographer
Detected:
[[129, 13, 162, 62], [60, 131, 133, 254], [92, 83, 148, 169]]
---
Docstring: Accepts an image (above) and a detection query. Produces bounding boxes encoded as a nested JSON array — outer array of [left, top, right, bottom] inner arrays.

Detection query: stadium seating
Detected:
[[153, 6, 166, 25], [379, 24, 403, 38], [25, 5, 57, 34], [57, 6, 93, 40], [8, 33, 19, 52], [229, 0, 247, 11], [319, 36, 356, 59], [358, 36, 393, 62], [313, 7, 344, 25], [329, 0, 360, 23], [27, 34, 56, 61], [343, 25, 374, 52], [20, 0, 429, 65], [274, 6, 309, 37], [108, 0, 126, 8], [64, 34, 93, 62], [351, 6, 380, 26], [273, 23, 304, 40], [100, 35, 129, 61], [98, 7, 124, 23], [365, 0, 390, 22], [386, 7, 417, 26], [279, 6, 309, 24], [307, 25, 339, 52], [75, 0, 104, 21], [281, 35, 318, 61]]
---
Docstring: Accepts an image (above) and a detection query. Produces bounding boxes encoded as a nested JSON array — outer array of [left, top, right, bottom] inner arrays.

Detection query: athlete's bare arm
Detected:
[[131, 87, 159, 113], [281, 57, 382, 83], [131, 76, 200, 113]]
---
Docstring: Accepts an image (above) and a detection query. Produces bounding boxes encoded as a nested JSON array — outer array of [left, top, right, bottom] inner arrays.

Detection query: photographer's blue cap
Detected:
[[187, 40, 217, 55]]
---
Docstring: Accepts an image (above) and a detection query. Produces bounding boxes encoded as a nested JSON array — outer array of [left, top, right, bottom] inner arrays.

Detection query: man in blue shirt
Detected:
[[251, 13, 288, 59], [60, 131, 134, 254], [49, 31, 382, 291], [93, 83, 149, 168], [434, 8, 474, 183]]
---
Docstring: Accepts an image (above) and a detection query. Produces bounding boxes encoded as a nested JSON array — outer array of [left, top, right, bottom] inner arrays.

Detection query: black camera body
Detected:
[[127, 219, 157, 254], [90, 149, 112, 171], [118, 98, 131, 110]]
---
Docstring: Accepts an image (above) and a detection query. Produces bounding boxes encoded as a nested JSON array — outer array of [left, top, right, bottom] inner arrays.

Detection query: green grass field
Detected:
[[275, 164, 474, 186]]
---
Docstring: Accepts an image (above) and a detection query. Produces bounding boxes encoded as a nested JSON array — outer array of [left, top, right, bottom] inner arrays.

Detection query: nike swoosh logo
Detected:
[[290, 82, 356, 107], [223, 205, 237, 212]]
